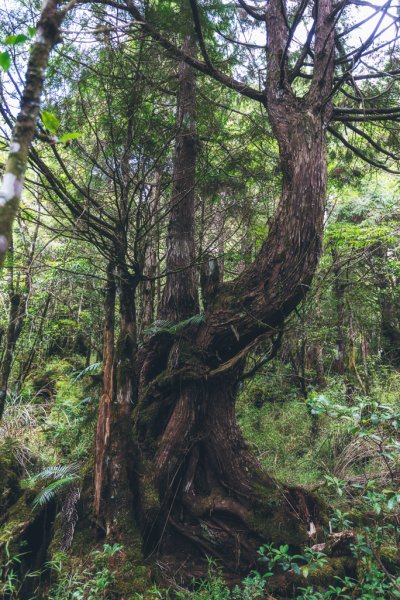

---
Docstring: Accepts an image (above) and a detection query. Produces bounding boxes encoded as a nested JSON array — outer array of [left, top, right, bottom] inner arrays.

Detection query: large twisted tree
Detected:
[[113, 0, 400, 577], [1, 0, 400, 587]]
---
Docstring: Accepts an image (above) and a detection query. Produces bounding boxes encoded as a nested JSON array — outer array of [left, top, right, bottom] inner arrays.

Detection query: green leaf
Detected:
[[302, 567, 309, 578], [59, 132, 82, 143], [42, 110, 60, 133], [292, 563, 301, 575], [28, 26, 36, 38], [0, 51, 11, 71], [3, 34, 29, 45], [388, 495, 399, 510]]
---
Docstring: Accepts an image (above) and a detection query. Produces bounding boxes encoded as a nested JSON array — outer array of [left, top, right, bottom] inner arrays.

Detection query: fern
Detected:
[[73, 362, 101, 381], [25, 462, 81, 485], [143, 319, 173, 336], [32, 476, 79, 508], [23, 463, 81, 508], [168, 313, 205, 334], [143, 314, 205, 337]]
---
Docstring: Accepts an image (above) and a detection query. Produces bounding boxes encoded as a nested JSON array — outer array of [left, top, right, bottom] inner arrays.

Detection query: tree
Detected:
[[1, 0, 400, 586]]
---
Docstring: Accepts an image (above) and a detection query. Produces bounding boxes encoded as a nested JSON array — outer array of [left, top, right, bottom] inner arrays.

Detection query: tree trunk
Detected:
[[375, 247, 400, 365], [139, 173, 161, 338], [0, 226, 39, 418], [0, 289, 24, 418], [17, 293, 51, 390], [94, 262, 116, 523], [159, 34, 199, 322], [332, 249, 346, 375], [134, 0, 335, 574], [94, 264, 139, 539]]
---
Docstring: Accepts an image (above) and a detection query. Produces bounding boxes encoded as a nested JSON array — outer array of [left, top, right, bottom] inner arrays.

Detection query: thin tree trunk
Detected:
[[17, 293, 51, 389], [139, 173, 161, 338], [332, 250, 346, 375], [375, 247, 400, 364], [0, 218, 40, 418], [94, 262, 116, 523], [0, 0, 64, 266], [314, 284, 326, 388], [159, 34, 199, 321]]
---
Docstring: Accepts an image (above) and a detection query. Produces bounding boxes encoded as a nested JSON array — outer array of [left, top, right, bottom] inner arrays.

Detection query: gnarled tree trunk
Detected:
[[134, 0, 335, 576]]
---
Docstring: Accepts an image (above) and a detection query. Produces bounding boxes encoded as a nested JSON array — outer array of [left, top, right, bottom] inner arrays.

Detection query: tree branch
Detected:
[[327, 125, 400, 172], [0, 0, 65, 267]]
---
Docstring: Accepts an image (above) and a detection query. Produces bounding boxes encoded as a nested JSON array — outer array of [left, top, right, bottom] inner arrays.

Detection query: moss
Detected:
[[379, 544, 400, 571], [0, 441, 21, 516], [112, 559, 151, 597], [139, 460, 160, 516], [308, 556, 354, 587], [247, 486, 309, 547], [0, 488, 37, 546]]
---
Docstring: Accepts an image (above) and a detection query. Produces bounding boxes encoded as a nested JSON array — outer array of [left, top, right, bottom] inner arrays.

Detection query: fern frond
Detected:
[[143, 315, 205, 337], [24, 462, 81, 487], [32, 476, 79, 508], [169, 314, 205, 334], [143, 320, 173, 336], [73, 362, 101, 381]]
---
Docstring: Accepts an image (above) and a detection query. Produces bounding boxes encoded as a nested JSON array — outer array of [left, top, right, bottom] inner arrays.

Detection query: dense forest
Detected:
[[1, 0, 400, 597]]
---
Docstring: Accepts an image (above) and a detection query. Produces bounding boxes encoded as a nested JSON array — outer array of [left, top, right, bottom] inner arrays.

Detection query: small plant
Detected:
[[46, 544, 124, 599], [23, 462, 81, 508], [0, 540, 24, 599], [329, 509, 352, 531]]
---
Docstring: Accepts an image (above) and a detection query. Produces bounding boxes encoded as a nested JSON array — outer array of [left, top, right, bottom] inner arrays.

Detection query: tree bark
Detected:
[[0, 221, 40, 419], [96, 266, 139, 538], [375, 247, 400, 365], [139, 173, 161, 338], [159, 34, 199, 322], [332, 249, 347, 375], [0, 0, 63, 267], [94, 261, 116, 523]]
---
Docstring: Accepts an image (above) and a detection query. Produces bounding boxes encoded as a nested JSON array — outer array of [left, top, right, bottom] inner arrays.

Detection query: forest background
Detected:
[[1, 0, 400, 597]]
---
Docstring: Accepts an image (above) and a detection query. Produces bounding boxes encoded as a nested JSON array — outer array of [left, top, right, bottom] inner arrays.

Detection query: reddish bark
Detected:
[[94, 262, 116, 522]]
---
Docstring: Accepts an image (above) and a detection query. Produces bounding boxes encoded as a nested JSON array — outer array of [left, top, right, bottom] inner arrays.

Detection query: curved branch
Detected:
[[327, 125, 400, 173], [88, 0, 265, 103], [0, 0, 64, 267], [189, 0, 213, 68], [342, 122, 400, 161], [237, 0, 266, 21]]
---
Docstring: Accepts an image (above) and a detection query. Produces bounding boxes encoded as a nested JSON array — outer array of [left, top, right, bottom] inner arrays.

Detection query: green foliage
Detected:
[[23, 462, 81, 508], [238, 371, 321, 485], [39, 544, 122, 599], [144, 314, 206, 337], [73, 361, 101, 381], [41, 110, 60, 133], [0, 50, 10, 71], [0, 542, 26, 599], [3, 34, 29, 45], [59, 131, 82, 143]]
